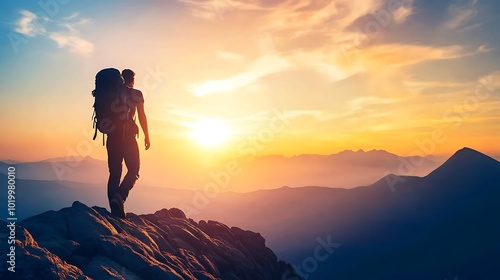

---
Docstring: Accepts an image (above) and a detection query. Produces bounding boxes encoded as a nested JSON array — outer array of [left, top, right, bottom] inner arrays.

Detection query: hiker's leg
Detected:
[[119, 136, 140, 202], [106, 136, 124, 202]]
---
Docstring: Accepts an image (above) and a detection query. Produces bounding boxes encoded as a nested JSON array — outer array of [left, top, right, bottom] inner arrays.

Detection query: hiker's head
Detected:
[[122, 69, 135, 87]]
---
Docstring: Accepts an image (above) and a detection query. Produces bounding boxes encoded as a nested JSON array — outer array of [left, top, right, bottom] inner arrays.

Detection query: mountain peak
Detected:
[[425, 147, 500, 183], [1, 201, 301, 280], [443, 147, 498, 167], [453, 147, 489, 158]]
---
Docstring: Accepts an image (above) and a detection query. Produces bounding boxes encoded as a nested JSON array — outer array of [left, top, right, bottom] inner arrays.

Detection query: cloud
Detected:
[[478, 44, 490, 53], [179, 0, 419, 80], [180, 0, 472, 99], [49, 33, 94, 54], [359, 44, 465, 68], [263, 0, 385, 40], [479, 71, 500, 93], [13, 9, 93, 55], [444, 0, 479, 31], [177, 0, 396, 39], [15, 10, 46, 37], [288, 42, 467, 85], [190, 53, 293, 96], [403, 79, 470, 95], [178, 0, 259, 20], [392, 0, 414, 24]]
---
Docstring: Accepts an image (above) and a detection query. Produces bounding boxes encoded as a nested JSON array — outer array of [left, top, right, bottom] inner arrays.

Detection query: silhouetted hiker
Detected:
[[92, 68, 150, 218]]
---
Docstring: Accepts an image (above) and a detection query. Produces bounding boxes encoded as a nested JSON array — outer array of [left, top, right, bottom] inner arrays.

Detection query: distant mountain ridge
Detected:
[[0, 156, 108, 183], [1, 148, 499, 279], [0, 201, 300, 280], [233, 148, 438, 190], [0, 149, 438, 191], [258, 148, 434, 166], [193, 147, 500, 279]]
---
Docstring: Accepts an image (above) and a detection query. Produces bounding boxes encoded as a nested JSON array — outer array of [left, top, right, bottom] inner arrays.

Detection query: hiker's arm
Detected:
[[137, 102, 150, 150]]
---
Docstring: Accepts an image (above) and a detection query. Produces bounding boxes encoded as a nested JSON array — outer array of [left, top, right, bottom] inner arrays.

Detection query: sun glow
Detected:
[[188, 119, 232, 148]]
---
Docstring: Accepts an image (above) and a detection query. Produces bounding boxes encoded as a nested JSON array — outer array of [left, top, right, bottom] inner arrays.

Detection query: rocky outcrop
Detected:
[[0, 201, 300, 280]]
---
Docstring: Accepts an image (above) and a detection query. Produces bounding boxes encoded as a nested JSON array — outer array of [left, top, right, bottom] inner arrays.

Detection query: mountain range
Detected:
[[193, 148, 500, 279], [231, 149, 438, 190], [0, 147, 499, 279], [0, 156, 108, 184], [0, 149, 438, 192]]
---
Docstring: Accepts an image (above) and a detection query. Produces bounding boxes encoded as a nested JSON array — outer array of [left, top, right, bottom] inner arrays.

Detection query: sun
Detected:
[[188, 119, 232, 148]]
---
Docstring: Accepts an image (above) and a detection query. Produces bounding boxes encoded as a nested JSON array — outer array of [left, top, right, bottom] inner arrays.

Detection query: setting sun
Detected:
[[188, 119, 232, 148]]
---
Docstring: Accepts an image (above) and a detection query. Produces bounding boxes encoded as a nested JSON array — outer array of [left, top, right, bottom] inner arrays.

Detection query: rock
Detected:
[[0, 201, 302, 280], [169, 208, 187, 219], [0, 220, 88, 280], [154, 208, 172, 219]]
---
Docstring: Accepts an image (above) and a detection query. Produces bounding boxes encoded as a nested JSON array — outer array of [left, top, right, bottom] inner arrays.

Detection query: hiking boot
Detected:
[[110, 193, 126, 219]]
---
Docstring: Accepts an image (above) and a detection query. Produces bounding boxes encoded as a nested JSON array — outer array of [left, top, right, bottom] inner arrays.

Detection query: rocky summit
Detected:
[[0, 201, 300, 280]]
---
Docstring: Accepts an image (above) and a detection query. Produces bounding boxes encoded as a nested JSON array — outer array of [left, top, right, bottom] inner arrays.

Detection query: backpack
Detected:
[[91, 68, 131, 143]]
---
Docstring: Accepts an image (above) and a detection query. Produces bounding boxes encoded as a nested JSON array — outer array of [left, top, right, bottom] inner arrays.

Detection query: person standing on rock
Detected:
[[109, 69, 151, 218], [93, 68, 151, 218]]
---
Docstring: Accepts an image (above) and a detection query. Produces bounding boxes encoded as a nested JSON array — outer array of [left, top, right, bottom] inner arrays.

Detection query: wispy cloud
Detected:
[[15, 10, 46, 37], [359, 44, 465, 67], [177, 0, 406, 46], [444, 0, 479, 31], [178, 0, 259, 20], [290, 42, 467, 84], [49, 33, 94, 54], [479, 70, 500, 92], [179, 0, 479, 100], [263, 0, 385, 41], [13, 9, 93, 55], [180, 0, 416, 92], [403, 79, 470, 95], [190, 53, 293, 96], [392, 0, 414, 24]]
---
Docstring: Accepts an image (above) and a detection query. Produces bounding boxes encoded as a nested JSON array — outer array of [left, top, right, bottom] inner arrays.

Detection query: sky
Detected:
[[1, 0, 500, 166]]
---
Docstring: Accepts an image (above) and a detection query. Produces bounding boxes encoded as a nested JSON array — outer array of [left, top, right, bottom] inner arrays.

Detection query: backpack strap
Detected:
[[126, 87, 140, 139], [92, 112, 98, 140]]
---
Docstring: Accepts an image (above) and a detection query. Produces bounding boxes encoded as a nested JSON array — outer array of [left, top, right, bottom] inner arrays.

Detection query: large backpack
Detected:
[[92, 68, 130, 143]]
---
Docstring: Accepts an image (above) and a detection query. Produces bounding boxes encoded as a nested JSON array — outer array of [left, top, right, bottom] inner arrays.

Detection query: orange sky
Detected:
[[1, 0, 500, 165]]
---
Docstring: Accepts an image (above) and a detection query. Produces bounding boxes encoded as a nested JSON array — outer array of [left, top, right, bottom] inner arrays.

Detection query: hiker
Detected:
[[92, 68, 150, 218]]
